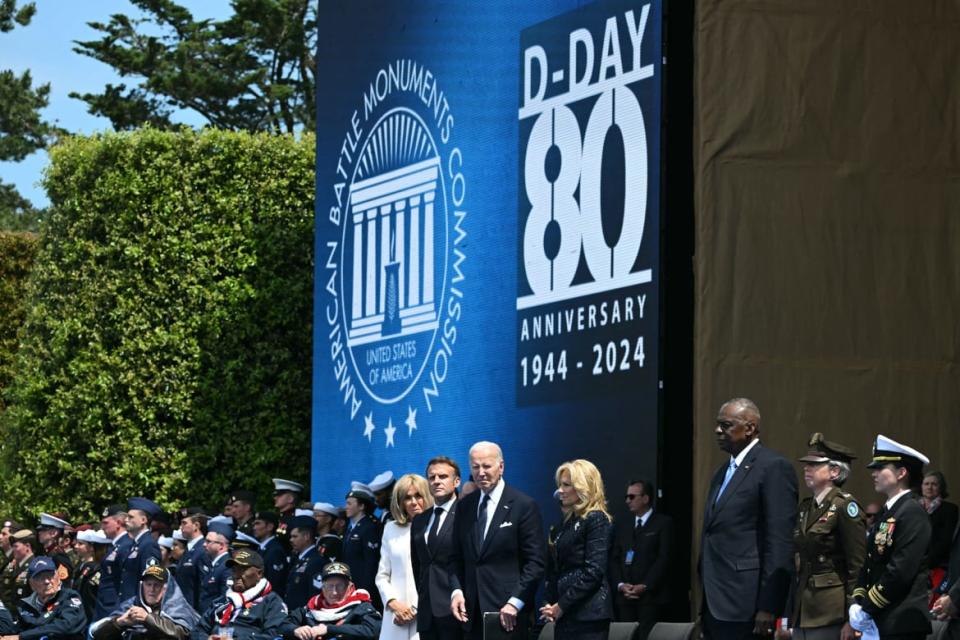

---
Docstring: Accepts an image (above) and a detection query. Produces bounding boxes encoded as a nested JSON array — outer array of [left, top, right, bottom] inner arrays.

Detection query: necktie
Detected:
[[428, 506, 443, 548], [715, 459, 737, 503], [476, 494, 490, 544]]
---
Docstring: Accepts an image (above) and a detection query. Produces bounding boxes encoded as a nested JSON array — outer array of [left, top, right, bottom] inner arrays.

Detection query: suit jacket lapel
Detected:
[[712, 443, 761, 516], [704, 465, 726, 525], [479, 490, 512, 558], [805, 487, 837, 531]]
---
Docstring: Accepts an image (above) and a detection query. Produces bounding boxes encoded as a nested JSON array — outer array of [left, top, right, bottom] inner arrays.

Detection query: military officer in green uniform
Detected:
[[788, 434, 866, 640], [6, 529, 38, 614], [849, 435, 932, 640]]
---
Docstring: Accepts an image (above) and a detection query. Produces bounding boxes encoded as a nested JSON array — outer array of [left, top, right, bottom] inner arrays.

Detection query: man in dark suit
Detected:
[[609, 479, 673, 640], [700, 398, 798, 640], [449, 441, 546, 640], [412, 456, 463, 640]]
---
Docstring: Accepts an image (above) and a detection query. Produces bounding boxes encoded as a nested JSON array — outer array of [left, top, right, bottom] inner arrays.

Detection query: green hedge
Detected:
[[0, 128, 315, 519], [0, 231, 37, 413]]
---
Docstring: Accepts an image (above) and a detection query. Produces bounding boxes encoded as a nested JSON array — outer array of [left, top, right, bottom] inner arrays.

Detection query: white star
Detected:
[[363, 412, 375, 442], [384, 418, 396, 448], [405, 406, 418, 436]]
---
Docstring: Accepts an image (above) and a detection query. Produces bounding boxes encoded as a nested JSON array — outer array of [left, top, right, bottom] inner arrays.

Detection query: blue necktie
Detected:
[[715, 459, 737, 503]]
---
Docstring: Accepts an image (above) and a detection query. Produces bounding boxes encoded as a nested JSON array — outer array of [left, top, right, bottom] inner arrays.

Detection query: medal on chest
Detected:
[[874, 518, 896, 555]]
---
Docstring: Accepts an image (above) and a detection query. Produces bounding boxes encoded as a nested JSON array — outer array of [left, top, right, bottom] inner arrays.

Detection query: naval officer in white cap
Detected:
[[850, 435, 932, 640]]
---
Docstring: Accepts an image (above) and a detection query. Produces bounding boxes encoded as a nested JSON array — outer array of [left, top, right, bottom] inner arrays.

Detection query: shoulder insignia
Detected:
[[828, 504, 838, 512], [847, 502, 860, 518], [146, 557, 158, 567], [91, 573, 100, 586], [57, 565, 69, 580], [70, 597, 81, 608]]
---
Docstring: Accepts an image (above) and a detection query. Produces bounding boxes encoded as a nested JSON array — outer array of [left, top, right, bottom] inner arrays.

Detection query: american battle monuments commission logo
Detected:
[[323, 60, 467, 447]]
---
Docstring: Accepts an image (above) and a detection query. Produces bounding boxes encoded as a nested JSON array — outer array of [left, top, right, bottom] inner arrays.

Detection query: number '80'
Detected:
[[522, 87, 648, 296]]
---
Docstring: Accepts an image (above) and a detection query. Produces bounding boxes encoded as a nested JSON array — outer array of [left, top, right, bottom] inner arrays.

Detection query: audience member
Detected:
[[12, 556, 87, 640], [91, 566, 198, 640], [922, 471, 958, 604], [282, 561, 381, 640]]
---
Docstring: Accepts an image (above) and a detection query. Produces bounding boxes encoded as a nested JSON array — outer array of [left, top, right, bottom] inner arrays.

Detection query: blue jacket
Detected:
[[259, 538, 289, 598], [283, 547, 327, 610], [119, 532, 162, 603], [197, 553, 231, 615], [341, 517, 381, 598], [94, 535, 134, 620], [175, 538, 207, 610], [16, 587, 87, 640]]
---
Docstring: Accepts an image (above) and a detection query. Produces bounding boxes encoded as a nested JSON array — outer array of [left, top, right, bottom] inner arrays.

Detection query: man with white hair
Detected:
[[91, 565, 199, 640], [449, 441, 545, 639]]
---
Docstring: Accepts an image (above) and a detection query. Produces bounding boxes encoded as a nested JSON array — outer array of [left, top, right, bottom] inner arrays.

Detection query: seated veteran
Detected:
[[91, 566, 199, 640], [282, 562, 380, 640], [4, 556, 86, 640], [192, 550, 287, 640]]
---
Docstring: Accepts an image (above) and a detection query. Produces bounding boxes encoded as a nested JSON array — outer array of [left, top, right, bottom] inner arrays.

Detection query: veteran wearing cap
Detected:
[[849, 435, 932, 640], [191, 550, 288, 640], [6, 556, 87, 640], [281, 562, 381, 640], [785, 434, 867, 640], [273, 479, 304, 549], [284, 515, 328, 610], [197, 522, 234, 615], [91, 565, 199, 640], [312, 504, 342, 565], [120, 499, 164, 603]]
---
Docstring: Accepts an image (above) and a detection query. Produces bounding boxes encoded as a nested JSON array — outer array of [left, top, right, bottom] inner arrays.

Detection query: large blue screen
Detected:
[[313, 0, 663, 513]]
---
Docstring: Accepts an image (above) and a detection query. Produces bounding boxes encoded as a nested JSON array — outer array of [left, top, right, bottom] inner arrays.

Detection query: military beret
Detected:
[[254, 511, 279, 527], [289, 515, 317, 532], [227, 490, 256, 505]]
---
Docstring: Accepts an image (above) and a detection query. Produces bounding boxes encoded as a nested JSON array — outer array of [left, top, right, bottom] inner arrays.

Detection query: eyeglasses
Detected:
[[865, 513, 880, 519], [625, 494, 640, 500]]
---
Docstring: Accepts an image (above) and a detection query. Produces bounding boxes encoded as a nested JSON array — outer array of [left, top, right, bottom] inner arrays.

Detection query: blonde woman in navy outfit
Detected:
[[539, 459, 612, 640]]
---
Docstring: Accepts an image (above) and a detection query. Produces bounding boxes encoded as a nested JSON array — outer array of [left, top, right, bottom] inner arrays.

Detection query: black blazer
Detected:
[[449, 483, 546, 630], [545, 510, 613, 622], [609, 511, 673, 604], [699, 441, 798, 622], [411, 500, 458, 631], [928, 500, 959, 568]]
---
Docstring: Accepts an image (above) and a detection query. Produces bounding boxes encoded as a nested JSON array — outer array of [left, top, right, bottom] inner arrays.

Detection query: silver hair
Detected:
[[722, 397, 762, 426], [469, 441, 504, 462], [828, 460, 851, 486]]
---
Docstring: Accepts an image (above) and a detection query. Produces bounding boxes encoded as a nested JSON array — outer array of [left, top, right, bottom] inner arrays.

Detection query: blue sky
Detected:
[[0, 0, 233, 207]]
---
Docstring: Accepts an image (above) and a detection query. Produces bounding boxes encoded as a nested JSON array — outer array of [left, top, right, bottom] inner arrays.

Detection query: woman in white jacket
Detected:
[[376, 472, 433, 640]]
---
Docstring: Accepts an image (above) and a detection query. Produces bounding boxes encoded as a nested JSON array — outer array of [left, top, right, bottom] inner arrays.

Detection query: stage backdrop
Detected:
[[312, 0, 663, 513]]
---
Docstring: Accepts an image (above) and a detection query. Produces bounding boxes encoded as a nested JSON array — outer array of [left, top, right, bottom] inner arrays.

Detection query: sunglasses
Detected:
[[625, 494, 641, 500], [865, 513, 880, 518]]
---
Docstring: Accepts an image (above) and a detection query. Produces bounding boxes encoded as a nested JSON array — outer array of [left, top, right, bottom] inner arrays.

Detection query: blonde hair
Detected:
[[555, 459, 611, 521], [390, 473, 434, 525]]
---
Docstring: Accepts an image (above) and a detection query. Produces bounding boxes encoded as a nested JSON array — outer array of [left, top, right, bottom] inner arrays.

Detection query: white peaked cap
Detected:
[[38, 513, 70, 529], [872, 434, 930, 465], [312, 502, 339, 517], [77, 529, 111, 544], [368, 471, 395, 492], [273, 478, 304, 493]]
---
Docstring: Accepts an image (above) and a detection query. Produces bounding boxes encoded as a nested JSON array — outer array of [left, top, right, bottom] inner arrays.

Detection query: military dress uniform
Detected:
[[316, 533, 342, 563], [341, 515, 381, 609], [852, 436, 932, 640], [0, 555, 21, 611], [119, 531, 161, 602], [95, 533, 133, 619], [11, 553, 34, 612], [73, 559, 101, 622], [790, 434, 867, 640]]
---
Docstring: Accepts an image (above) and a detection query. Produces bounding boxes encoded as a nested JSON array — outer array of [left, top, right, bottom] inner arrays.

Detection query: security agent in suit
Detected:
[[788, 434, 866, 640], [253, 511, 290, 597], [699, 398, 798, 640], [341, 485, 382, 611], [119, 498, 163, 603], [197, 521, 234, 614], [609, 479, 673, 639], [449, 441, 546, 640], [850, 435, 932, 640], [411, 456, 463, 640], [284, 515, 328, 610]]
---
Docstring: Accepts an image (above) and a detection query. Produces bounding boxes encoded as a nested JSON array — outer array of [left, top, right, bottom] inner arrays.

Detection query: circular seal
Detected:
[[339, 106, 449, 405], [847, 501, 860, 518]]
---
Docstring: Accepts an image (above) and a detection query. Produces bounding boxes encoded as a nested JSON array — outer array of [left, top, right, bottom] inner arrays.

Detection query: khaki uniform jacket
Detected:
[[790, 487, 866, 628]]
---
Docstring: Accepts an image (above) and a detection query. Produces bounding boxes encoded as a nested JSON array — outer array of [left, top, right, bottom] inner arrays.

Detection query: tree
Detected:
[[0, 0, 55, 231], [71, 0, 317, 134]]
